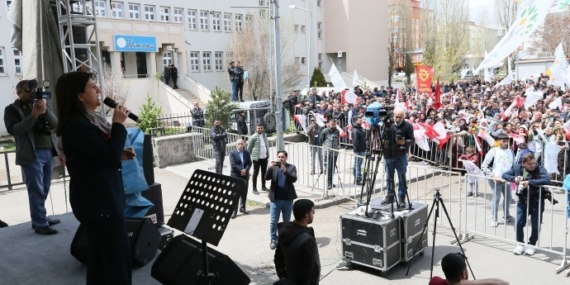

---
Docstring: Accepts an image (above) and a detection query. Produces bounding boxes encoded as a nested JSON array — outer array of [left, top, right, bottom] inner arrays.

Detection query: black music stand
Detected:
[[167, 169, 246, 285]]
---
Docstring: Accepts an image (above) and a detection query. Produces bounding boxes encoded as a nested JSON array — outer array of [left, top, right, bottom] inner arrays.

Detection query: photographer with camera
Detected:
[[381, 108, 414, 208], [502, 153, 552, 256], [3, 79, 63, 235]]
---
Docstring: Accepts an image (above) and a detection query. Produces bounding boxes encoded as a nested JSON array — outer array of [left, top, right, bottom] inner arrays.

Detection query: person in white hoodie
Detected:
[[481, 133, 515, 227]]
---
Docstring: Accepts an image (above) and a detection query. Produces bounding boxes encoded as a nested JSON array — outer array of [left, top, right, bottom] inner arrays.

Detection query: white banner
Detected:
[[549, 97, 562, 110], [476, 0, 558, 72], [328, 62, 347, 90], [497, 72, 514, 86], [547, 43, 569, 88], [352, 69, 359, 87], [414, 129, 430, 151], [544, 143, 562, 174]]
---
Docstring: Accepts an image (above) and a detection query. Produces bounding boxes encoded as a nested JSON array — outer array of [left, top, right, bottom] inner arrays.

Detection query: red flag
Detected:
[[418, 123, 439, 139], [500, 96, 522, 121], [472, 131, 483, 155], [432, 78, 443, 110], [416, 65, 434, 97], [341, 89, 357, 104]]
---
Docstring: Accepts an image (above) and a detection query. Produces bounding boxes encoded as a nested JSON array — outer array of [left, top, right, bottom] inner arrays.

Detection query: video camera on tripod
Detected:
[[364, 102, 394, 128]]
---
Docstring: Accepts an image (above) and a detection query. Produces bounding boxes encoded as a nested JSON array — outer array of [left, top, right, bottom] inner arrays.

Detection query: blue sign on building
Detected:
[[114, 34, 157, 52]]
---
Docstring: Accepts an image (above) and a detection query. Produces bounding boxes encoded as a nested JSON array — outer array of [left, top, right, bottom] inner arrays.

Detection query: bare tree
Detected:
[[227, 12, 301, 101], [421, 0, 470, 80], [529, 10, 570, 55], [102, 65, 130, 115], [388, 0, 414, 87]]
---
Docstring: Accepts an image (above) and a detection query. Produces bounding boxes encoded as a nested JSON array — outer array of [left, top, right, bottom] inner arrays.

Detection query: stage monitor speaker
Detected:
[[142, 134, 155, 185], [70, 218, 160, 267], [141, 183, 164, 226], [151, 235, 250, 285]]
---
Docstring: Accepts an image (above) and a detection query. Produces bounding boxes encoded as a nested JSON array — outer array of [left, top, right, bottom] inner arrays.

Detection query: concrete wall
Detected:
[[152, 133, 198, 168]]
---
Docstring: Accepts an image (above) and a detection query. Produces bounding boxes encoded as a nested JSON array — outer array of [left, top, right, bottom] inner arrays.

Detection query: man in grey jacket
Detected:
[[247, 124, 269, 195], [319, 120, 341, 190], [3, 79, 62, 235], [210, 119, 228, 174]]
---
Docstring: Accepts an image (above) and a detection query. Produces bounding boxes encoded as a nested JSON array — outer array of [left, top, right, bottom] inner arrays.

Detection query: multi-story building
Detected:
[[0, 0, 388, 134]]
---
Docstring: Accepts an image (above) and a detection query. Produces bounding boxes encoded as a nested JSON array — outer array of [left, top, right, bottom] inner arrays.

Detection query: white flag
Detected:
[[524, 91, 543, 109], [549, 97, 562, 110], [352, 69, 359, 88], [496, 72, 514, 86], [313, 113, 326, 127], [547, 43, 569, 88], [544, 143, 562, 174], [414, 129, 430, 151], [328, 62, 347, 91], [462, 160, 485, 183], [475, 0, 558, 72], [460, 69, 469, 79]]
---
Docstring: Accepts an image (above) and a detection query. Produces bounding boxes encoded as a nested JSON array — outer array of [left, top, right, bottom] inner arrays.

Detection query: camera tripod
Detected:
[[311, 155, 345, 198], [405, 189, 475, 280]]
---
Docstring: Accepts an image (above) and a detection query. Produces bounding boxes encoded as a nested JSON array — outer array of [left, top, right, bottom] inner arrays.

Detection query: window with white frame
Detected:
[[225, 52, 233, 64], [214, 52, 223, 71], [212, 12, 221, 31], [245, 15, 252, 25], [301, 57, 306, 64], [235, 14, 242, 32], [317, 0, 322, 7], [202, 51, 211, 71], [259, 9, 266, 19], [317, 22, 322, 29], [318, 31, 322, 39], [163, 52, 172, 66], [173, 8, 183, 23], [13, 49, 22, 74], [95, 0, 106, 17], [128, 3, 139, 19], [160, 7, 170, 22], [200, 11, 209, 30], [6, 0, 12, 13], [224, 13, 232, 32], [187, 9, 197, 29], [144, 5, 155, 20], [259, 0, 266, 6], [294, 24, 299, 32], [111, 1, 123, 18], [301, 25, 306, 33], [0, 48, 4, 73], [190, 51, 199, 71]]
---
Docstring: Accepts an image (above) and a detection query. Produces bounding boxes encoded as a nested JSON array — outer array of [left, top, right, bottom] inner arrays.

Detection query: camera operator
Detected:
[[502, 153, 551, 256], [319, 119, 341, 190], [4, 79, 63, 235], [381, 108, 414, 208]]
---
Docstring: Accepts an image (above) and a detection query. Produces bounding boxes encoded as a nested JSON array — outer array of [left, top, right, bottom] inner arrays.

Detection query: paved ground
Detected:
[[1, 151, 570, 284]]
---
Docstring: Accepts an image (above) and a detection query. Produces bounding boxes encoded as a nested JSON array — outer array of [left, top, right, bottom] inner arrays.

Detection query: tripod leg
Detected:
[[406, 197, 437, 276], [439, 198, 476, 280]]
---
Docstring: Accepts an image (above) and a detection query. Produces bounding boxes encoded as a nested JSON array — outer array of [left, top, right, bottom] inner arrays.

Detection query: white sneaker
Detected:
[[503, 216, 515, 223], [491, 220, 498, 227], [525, 246, 536, 256], [513, 244, 525, 255]]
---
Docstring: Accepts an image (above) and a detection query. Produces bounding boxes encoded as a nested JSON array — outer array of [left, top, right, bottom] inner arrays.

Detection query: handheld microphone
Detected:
[[103, 97, 141, 123]]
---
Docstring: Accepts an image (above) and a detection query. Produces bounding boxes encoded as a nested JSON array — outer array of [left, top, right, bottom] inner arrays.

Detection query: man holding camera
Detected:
[[381, 108, 414, 208], [502, 153, 551, 256], [4, 79, 62, 235], [319, 119, 341, 190]]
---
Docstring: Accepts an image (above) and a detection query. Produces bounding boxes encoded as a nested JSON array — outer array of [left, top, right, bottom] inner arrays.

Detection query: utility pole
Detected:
[[273, 0, 284, 150]]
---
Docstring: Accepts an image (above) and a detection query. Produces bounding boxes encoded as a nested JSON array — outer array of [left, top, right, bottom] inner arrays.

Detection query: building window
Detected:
[[318, 62, 322, 69], [162, 52, 172, 66], [260, 9, 266, 19], [6, 0, 12, 13], [214, 51, 223, 71], [202, 51, 211, 71], [173, 8, 183, 23], [259, 0, 266, 6], [128, 4, 139, 19], [190, 51, 199, 72], [294, 24, 299, 32], [294, 57, 299, 64], [301, 57, 306, 64], [200, 11, 209, 30], [95, 0, 106, 17], [212, 12, 221, 31], [235, 14, 243, 32], [318, 0, 322, 7], [317, 22, 322, 29], [225, 52, 233, 64], [318, 31, 322, 39], [13, 49, 22, 74], [187, 9, 197, 29], [0, 48, 4, 73], [318, 53, 322, 61], [301, 25, 306, 33], [111, 1, 123, 18], [144, 5, 155, 21], [224, 13, 232, 32], [160, 7, 170, 22], [245, 15, 252, 25]]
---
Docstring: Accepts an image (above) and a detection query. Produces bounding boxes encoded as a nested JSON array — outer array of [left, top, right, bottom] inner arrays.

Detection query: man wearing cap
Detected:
[[481, 133, 515, 227]]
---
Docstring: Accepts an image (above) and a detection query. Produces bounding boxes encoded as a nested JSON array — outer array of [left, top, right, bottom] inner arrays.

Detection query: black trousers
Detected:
[[232, 174, 249, 214], [252, 158, 268, 189], [172, 76, 178, 88], [237, 81, 244, 100], [85, 217, 132, 285]]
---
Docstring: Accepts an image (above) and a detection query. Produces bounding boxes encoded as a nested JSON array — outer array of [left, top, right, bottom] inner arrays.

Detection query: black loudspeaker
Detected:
[[142, 134, 155, 185], [70, 218, 160, 267], [151, 235, 250, 285], [141, 183, 164, 226]]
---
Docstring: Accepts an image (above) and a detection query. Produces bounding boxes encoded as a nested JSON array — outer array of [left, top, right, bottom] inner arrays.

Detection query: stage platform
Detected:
[[0, 213, 161, 285]]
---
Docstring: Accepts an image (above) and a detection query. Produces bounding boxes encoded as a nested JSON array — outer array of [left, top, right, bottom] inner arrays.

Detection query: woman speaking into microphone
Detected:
[[55, 72, 134, 285]]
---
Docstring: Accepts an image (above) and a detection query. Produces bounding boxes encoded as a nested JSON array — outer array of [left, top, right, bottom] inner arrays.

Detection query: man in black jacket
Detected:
[[381, 108, 414, 208], [237, 110, 248, 140], [274, 199, 320, 285], [210, 119, 227, 174], [502, 153, 551, 256], [319, 120, 341, 190], [170, 64, 179, 89], [352, 118, 366, 185]]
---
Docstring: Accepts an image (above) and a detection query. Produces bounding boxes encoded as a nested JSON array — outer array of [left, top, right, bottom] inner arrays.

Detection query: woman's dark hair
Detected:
[[55, 72, 95, 136]]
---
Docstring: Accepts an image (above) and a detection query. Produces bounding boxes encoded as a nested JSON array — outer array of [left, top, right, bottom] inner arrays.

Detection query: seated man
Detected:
[[429, 253, 509, 285]]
